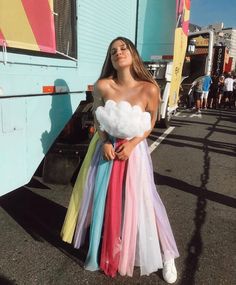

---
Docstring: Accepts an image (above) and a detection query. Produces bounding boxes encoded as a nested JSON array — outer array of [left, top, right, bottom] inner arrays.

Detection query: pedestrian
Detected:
[[192, 79, 203, 114], [61, 37, 179, 283], [201, 73, 212, 109], [208, 74, 218, 109], [178, 84, 186, 108], [223, 73, 234, 109], [232, 75, 236, 108], [217, 75, 225, 108], [187, 84, 195, 109]]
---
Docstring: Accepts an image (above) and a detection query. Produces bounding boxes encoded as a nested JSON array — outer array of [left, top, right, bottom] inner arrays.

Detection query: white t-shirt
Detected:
[[224, 77, 234, 92]]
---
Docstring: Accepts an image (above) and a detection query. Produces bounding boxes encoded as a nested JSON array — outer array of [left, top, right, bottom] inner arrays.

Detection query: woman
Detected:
[[61, 37, 179, 283], [208, 74, 218, 109]]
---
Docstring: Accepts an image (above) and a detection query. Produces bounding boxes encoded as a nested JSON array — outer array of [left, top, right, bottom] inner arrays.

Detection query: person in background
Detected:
[[223, 73, 234, 109], [208, 74, 218, 109], [187, 84, 195, 109], [217, 75, 225, 108], [232, 75, 236, 108], [192, 79, 203, 114], [201, 73, 212, 109]]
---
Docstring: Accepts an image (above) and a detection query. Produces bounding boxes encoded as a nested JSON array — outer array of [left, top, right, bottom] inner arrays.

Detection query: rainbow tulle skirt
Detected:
[[61, 133, 179, 277]]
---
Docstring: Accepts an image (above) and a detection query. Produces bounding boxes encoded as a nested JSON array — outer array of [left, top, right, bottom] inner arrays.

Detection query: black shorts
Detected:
[[208, 88, 218, 99], [224, 91, 233, 99], [193, 91, 202, 100]]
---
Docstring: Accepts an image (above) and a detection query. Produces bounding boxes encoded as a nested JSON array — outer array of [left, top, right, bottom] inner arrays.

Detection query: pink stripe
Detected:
[[176, 0, 184, 17], [0, 30, 7, 46], [118, 150, 138, 276], [21, 0, 56, 53]]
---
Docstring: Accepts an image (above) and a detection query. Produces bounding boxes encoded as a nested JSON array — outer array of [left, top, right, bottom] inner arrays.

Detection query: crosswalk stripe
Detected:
[[149, 126, 175, 153]]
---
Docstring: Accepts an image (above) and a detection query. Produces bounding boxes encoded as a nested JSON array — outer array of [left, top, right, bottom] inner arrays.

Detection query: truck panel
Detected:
[[0, 0, 137, 196], [137, 0, 176, 60]]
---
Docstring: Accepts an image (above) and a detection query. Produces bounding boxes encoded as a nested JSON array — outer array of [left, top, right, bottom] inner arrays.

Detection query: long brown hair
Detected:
[[99, 37, 158, 86]]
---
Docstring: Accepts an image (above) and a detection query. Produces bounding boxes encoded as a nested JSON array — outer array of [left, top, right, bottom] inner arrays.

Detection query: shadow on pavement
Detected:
[[0, 275, 16, 285], [0, 188, 88, 266], [154, 173, 236, 209], [180, 133, 209, 285], [149, 132, 236, 158], [155, 114, 235, 284]]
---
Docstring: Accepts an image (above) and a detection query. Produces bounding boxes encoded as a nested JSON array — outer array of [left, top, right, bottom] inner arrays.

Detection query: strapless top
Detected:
[[95, 99, 151, 139]]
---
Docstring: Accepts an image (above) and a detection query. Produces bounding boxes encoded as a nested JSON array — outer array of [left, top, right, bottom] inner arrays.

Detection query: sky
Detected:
[[190, 0, 236, 29]]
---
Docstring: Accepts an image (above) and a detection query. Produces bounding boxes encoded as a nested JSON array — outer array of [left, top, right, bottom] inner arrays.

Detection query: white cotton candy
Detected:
[[95, 100, 151, 139]]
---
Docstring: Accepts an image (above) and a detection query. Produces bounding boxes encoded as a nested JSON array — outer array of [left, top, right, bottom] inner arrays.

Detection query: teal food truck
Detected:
[[0, 0, 189, 196]]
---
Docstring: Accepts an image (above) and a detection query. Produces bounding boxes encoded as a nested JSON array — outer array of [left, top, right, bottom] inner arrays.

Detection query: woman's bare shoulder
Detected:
[[94, 78, 113, 93], [141, 81, 160, 98]]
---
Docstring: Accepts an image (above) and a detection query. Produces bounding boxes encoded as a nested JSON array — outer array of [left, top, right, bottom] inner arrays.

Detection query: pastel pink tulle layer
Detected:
[[73, 139, 179, 277]]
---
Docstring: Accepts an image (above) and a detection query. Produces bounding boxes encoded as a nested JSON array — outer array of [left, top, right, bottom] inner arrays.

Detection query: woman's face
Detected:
[[110, 40, 133, 70]]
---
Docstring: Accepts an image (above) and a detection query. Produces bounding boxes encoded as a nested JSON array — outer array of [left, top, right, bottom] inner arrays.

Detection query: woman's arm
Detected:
[[115, 84, 160, 160], [93, 80, 116, 160]]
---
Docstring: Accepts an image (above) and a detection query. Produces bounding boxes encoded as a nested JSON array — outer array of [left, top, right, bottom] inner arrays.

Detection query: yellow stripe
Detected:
[[61, 133, 100, 243], [184, 4, 190, 21], [168, 1, 190, 108], [48, 0, 54, 12], [0, 0, 39, 51]]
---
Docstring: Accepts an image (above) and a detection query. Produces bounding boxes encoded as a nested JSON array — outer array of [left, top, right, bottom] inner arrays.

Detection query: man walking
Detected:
[[223, 73, 234, 109], [201, 74, 212, 109]]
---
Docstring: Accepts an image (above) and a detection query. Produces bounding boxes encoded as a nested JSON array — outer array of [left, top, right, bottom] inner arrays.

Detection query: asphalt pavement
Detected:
[[0, 108, 236, 285]]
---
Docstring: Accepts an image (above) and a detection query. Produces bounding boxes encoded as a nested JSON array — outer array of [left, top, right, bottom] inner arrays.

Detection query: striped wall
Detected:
[[0, 0, 55, 53]]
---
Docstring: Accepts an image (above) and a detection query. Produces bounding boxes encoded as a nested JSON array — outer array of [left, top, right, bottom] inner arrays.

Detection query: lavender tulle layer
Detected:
[[60, 133, 179, 277]]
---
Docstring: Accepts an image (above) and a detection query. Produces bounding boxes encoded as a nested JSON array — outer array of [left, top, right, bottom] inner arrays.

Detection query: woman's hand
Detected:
[[102, 141, 116, 160], [115, 141, 135, 161]]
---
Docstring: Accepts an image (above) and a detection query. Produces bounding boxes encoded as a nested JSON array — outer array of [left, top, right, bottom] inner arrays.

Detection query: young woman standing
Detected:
[[61, 37, 179, 284]]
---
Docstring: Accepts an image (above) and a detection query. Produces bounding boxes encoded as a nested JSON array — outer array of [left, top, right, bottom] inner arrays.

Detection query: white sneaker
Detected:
[[162, 259, 177, 284]]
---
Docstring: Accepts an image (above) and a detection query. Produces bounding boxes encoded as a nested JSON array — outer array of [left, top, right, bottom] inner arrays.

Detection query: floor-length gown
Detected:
[[61, 100, 179, 277]]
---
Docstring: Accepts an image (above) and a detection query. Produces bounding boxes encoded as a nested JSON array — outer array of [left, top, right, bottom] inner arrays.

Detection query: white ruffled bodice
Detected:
[[95, 99, 151, 139]]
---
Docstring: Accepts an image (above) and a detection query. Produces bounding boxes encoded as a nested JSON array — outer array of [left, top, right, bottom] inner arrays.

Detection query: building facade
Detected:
[[222, 28, 236, 71]]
